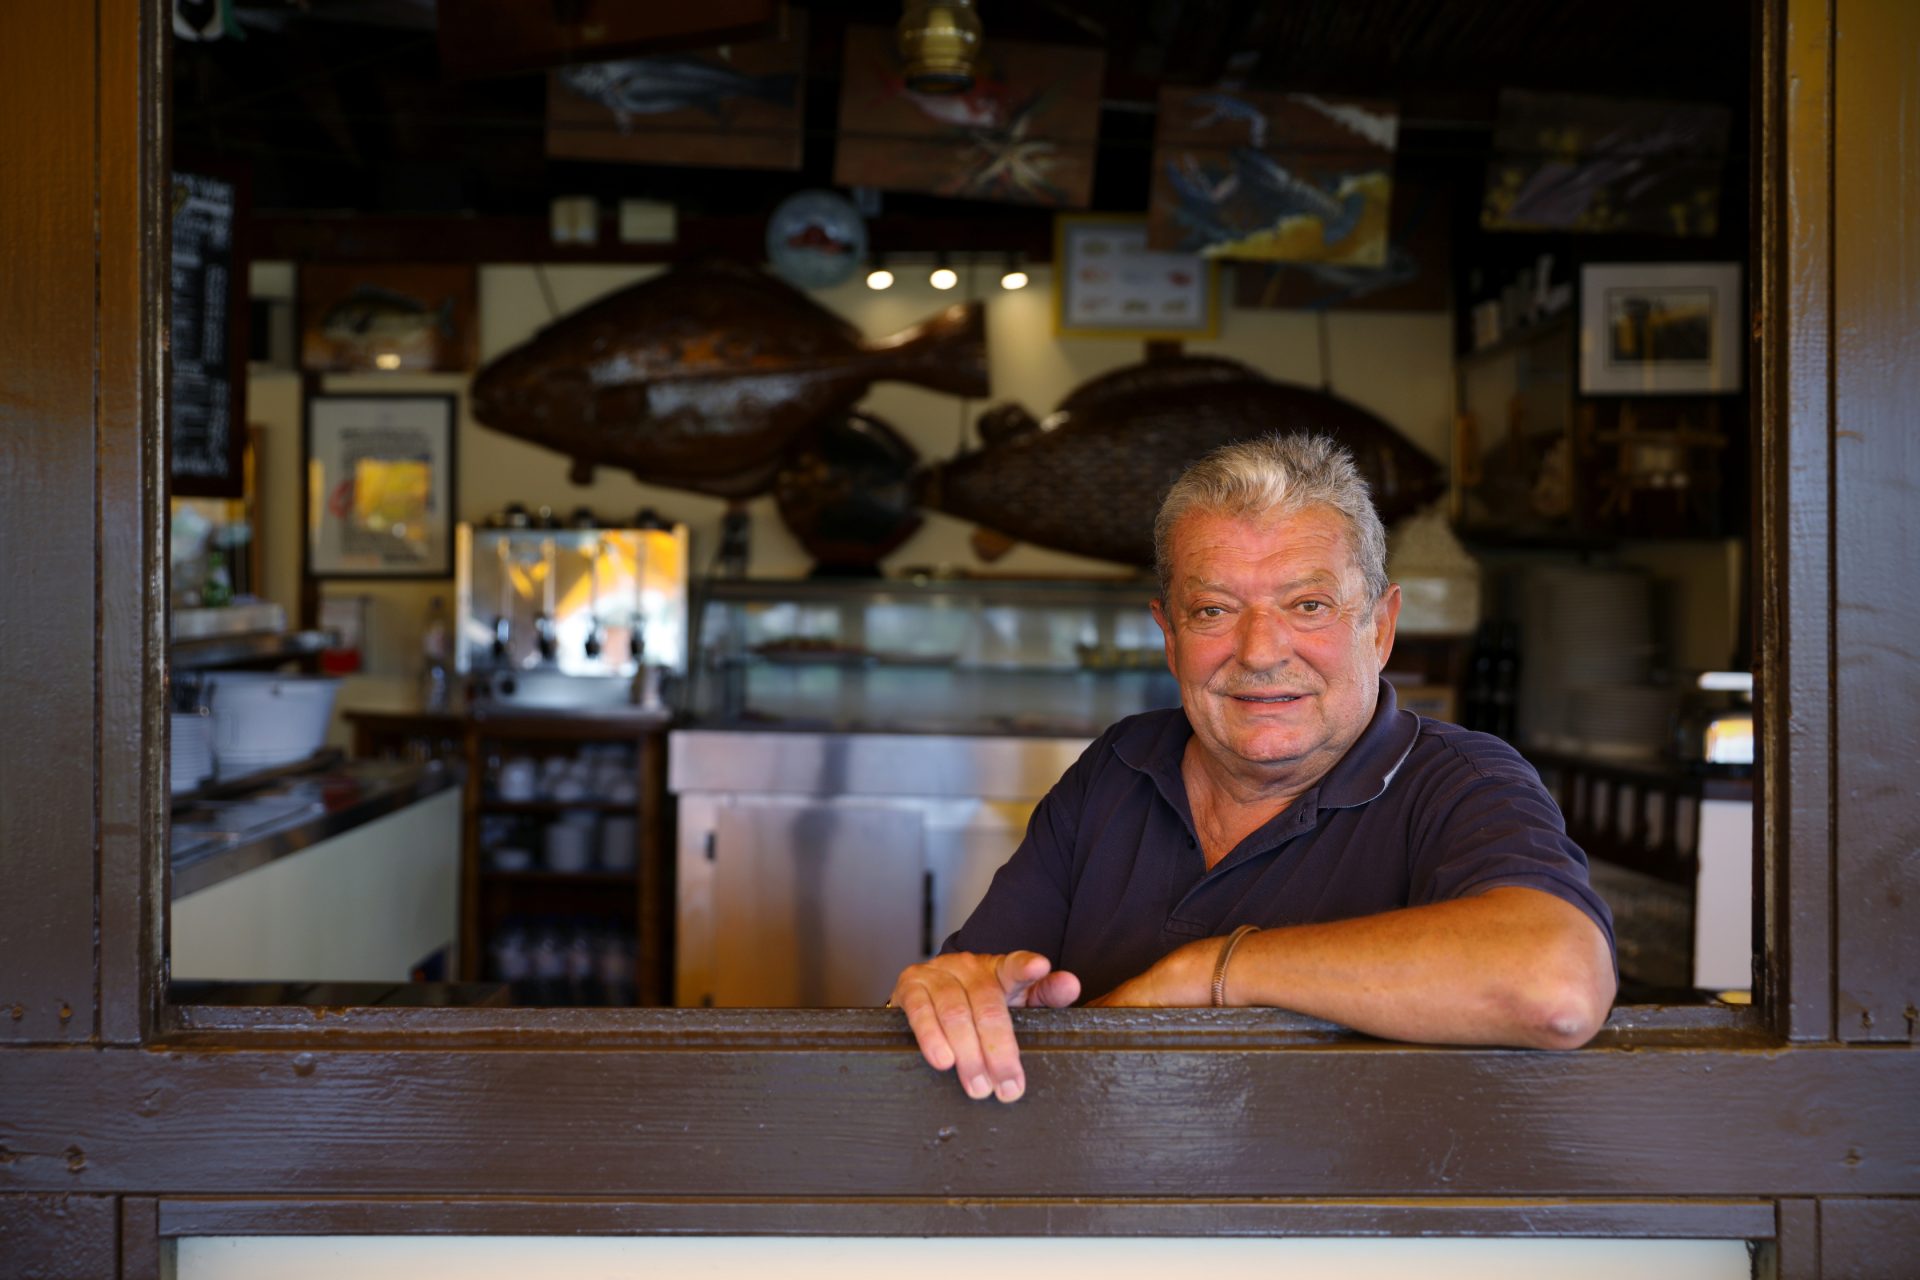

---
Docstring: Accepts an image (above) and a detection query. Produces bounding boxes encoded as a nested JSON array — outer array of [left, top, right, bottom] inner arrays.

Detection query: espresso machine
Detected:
[[455, 510, 690, 710]]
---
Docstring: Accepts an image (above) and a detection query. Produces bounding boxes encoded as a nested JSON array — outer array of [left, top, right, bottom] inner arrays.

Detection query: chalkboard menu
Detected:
[[170, 169, 247, 497]]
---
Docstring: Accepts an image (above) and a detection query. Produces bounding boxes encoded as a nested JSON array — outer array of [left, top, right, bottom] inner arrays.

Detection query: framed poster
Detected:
[[1579, 263, 1743, 394], [304, 394, 457, 578], [1054, 215, 1218, 340]]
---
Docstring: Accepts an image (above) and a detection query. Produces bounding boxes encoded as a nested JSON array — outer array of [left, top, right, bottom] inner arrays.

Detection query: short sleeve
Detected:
[[1405, 734, 1618, 965], [939, 731, 1105, 960]]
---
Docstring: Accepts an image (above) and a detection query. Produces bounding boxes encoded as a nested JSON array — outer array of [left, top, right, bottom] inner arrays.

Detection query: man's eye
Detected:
[[1195, 605, 1225, 619], [1298, 601, 1326, 613]]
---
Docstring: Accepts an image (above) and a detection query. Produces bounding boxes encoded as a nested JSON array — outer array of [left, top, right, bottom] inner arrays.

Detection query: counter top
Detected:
[[171, 757, 460, 898]]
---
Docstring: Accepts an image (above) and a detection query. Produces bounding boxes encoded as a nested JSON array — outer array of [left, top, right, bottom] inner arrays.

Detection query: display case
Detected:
[[688, 576, 1180, 736]]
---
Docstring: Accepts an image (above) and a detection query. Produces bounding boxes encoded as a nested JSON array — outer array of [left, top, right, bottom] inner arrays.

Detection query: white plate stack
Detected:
[[205, 672, 342, 780], [170, 711, 214, 795]]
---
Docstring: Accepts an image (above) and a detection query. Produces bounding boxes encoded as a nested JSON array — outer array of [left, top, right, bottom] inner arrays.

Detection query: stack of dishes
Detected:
[[205, 672, 341, 780], [170, 710, 214, 795]]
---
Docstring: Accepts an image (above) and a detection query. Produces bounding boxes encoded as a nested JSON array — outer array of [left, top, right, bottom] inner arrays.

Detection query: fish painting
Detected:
[[1150, 87, 1399, 265], [321, 285, 455, 348], [298, 264, 475, 374], [916, 357, 1443, 568], [558, 57, 797, 130], [470, 260, 988, 500], [545, 20, 808, 171]]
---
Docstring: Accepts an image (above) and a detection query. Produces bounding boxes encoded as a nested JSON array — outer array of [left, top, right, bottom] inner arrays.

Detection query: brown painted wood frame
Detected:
[[1, 0, 1915, 1275]]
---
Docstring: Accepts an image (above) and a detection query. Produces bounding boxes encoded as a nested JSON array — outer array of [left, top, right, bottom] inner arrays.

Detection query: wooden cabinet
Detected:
[[348, 707, 672, 1005]]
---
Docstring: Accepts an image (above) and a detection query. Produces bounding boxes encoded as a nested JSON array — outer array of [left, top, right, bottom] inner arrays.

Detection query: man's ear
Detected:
[[1150, 598, 1177, 671], [1372, 583, 1401, 668]]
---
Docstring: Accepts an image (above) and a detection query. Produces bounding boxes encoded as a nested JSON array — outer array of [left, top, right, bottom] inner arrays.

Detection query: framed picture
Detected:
[[304, 394, 457, 578], [1054, 214, 1218, 339], [1579, 263, 1743, 394]]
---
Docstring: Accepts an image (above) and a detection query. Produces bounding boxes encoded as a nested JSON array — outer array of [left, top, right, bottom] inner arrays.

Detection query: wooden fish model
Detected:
[[470, 260, 988, 500], [773, 410, 923, 576], [916, 356, 1443, 568]]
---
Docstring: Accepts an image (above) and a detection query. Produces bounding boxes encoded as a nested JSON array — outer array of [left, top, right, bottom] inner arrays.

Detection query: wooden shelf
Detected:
[[349, 708, 673, 1005], [479, 869, 638, 885], [480, 798, 636, 814]]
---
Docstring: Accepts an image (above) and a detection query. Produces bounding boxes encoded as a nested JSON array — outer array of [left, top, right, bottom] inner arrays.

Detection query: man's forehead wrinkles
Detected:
[[1179, 569, 1342, 596]]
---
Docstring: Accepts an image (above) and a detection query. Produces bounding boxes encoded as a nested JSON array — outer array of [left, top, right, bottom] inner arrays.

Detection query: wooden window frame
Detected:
[[2, 0, 1916, 1273]]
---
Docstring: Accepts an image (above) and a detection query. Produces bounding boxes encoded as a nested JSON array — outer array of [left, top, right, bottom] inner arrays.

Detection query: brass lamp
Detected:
[[897, 0, 982, 94]]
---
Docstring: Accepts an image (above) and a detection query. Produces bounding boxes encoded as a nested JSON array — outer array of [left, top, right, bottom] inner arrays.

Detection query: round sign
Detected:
[[766, 190, 868, 290]]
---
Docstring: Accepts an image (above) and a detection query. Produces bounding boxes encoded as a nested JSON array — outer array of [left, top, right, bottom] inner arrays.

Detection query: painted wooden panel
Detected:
[[0, 0, 101, 1047], [0, 1040, 1913, 1198], [0, 1195, 119, 1280], [1832, 0, 1920, 1044]]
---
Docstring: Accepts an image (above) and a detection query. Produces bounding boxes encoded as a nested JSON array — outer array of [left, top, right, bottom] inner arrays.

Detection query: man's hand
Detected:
[[1085, 937, 1212, 1007], [889, 951, 1081, 1103]]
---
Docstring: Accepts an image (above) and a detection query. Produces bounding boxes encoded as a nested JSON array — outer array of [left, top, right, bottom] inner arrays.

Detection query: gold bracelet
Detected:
[[1210, 924, 1261, 1007]]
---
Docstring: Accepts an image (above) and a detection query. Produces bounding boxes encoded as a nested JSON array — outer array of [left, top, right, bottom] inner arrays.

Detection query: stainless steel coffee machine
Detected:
[[455, 516, 690, 709]]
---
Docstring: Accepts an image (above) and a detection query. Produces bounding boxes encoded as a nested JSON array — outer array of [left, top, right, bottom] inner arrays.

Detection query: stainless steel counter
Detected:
[[669, 728, 1088, 801], [669, 729, 1089, 1007], [170, 758, 460, 898]]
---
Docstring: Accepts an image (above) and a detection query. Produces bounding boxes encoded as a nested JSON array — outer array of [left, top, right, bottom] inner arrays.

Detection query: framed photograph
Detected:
[[1054, 214, 1218, 340], [304, 394, 457, 578], [1579, 262, 1743, 394]]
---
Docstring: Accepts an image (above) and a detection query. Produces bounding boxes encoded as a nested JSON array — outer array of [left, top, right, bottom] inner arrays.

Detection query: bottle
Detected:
[[420, 595, 451, 711], [201, 549, 233, 608]]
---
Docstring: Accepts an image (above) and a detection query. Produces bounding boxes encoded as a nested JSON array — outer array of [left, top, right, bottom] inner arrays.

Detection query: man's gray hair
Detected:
[[1153, 433, 1391, 606]]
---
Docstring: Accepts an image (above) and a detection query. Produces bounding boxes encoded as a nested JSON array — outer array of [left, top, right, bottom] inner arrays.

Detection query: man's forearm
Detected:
[[1212, 886, 1615, 1048]]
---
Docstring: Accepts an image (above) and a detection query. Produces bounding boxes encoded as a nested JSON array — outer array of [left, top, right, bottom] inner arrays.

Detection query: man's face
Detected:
[[1150, 506, 1400, 789]]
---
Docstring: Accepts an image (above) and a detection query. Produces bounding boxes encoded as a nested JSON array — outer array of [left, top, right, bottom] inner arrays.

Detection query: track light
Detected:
[[999, 254, 1029, 290], [866, 254, 894, 290], [930, 266, 959, 290]]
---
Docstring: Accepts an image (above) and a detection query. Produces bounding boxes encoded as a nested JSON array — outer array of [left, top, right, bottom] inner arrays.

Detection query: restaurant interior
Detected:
[[162, 0, 1759, 1015]]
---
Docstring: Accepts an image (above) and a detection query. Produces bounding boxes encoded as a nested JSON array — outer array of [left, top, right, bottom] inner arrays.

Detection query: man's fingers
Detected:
[[964, 980, 1026, 1102], [893, 983, 956, 1073], [994, 950, 1052, 997], [1028, 968, 1082, 1008], [890, 954, 1046, 1103], [930, 982, 995, 1099]]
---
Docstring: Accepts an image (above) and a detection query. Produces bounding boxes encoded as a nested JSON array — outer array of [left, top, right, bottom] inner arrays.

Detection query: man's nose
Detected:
[[1234, 607, 1294, 669]]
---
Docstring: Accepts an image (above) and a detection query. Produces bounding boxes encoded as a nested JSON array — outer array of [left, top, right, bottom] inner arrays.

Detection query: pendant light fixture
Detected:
[[896, 0, 982, 94]]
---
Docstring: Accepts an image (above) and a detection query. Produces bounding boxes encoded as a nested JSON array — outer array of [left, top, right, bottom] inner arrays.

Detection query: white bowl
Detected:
[[205, 673, 340, 769]]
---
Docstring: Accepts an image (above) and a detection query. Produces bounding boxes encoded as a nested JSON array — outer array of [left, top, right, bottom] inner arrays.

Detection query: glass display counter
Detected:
[[688, 576, 1181, 737]]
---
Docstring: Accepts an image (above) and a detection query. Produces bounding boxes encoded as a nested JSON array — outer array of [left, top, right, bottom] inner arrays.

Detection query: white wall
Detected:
[[176, 1233, 1749, 1280], [246, 260, 1455, 714]]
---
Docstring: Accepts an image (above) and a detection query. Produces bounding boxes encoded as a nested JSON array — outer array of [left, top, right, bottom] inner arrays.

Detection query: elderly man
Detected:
[[890, 433, 1616, 1103]]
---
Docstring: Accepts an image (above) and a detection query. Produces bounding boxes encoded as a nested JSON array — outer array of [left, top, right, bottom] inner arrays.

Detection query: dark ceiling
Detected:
[[173, 0, 1752, 226]]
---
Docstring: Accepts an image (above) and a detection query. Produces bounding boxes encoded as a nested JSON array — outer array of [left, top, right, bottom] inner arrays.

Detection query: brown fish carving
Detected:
[[470, 259, 988, 500], [917, 356, 1444, 568], [773, 410, 923, 576]]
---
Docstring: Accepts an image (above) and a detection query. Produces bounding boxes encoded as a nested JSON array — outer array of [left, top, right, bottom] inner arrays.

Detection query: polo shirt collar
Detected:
[[1110, 678, 1420, 821]]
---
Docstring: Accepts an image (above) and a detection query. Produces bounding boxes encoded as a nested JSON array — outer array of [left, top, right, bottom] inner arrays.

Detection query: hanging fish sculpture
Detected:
[[471, 260, 988, 500], [916, 356, 1443, 568], [773, 410, 923, 576]]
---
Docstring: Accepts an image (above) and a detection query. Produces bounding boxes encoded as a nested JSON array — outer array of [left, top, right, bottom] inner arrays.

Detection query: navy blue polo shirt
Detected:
[[944, 680, 1616, 1002]]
